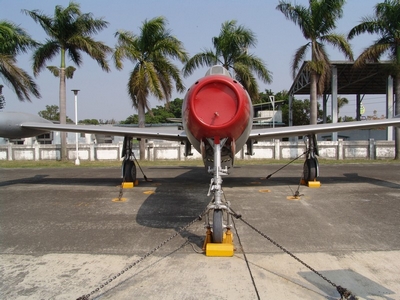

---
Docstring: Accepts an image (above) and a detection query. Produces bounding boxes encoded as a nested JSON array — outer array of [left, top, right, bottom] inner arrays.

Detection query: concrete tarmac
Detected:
[[1, 162, 400, 300]]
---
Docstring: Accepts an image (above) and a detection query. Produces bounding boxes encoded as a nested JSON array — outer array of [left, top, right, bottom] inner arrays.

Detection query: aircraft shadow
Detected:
[[1, 164, 398, 190], [134, 167, 211, 248], [134, 163, 400, 249], [0, 169, 121, 187]]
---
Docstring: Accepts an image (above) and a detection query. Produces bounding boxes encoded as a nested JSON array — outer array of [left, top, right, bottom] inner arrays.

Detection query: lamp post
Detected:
[[71, 89, 80, 165], [269, 95, 275, 128]]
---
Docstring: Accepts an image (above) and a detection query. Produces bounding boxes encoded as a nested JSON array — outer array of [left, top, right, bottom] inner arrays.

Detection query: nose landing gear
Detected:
[[202, 137, 235, 256]]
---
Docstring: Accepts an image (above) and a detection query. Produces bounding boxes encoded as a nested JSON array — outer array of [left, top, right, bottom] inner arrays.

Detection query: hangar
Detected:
[[288, 61, 396, 141]]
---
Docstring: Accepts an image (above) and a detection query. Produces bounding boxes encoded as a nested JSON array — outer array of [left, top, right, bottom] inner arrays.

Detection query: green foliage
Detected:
[[339, 116, 355, 122], [183, 20, 271, 101], [258, 89, 289, 103], [0, 94, 5, 109], [38, 105, 59, 121], [79, 119, 99, 125], [281, 98, 325, 126], [114, 16, 188, 130], [46, 66, 76, 79], [348, 0, 400, 67], [258, 90, 322, 126], [277, 0, 353, 125], [38, 105, 73, 123], [122, 98, 183, 124], [0, 20, 40, 101]]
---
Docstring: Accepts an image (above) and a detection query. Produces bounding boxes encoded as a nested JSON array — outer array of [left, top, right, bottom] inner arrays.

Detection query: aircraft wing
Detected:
[[0, 112, 187, 140], [1, 111, 399, 142], [20, 122, 187, 141], [250, 116, 400, 140]]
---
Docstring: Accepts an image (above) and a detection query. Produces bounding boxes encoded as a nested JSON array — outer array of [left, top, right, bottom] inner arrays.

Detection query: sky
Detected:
[[0, 0, 388, 122]]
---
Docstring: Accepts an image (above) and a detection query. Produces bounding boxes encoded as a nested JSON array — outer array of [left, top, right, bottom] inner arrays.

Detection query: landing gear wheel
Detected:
[[123, 160, 136, 182], [303, 157, 317, 182], [212, 209, 224, 243]]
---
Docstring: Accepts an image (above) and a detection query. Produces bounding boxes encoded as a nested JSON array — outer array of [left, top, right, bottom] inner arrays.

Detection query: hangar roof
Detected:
[[289, 61, 392, 96]]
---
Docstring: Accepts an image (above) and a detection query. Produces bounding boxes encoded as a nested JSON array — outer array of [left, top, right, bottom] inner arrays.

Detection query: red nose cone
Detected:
[[193, 81, 238, 126], [184, 75, 251, 141]]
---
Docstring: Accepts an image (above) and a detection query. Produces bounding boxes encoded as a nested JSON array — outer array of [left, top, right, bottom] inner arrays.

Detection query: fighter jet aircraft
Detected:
[[1, 65, 400, 243]]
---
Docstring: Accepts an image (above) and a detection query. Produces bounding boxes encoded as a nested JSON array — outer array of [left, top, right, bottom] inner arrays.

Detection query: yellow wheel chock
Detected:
[[204, 228, 234, 257], [301, 178, 321, 188], [122, 180, 139, 189], [307, 179, 321, 188]]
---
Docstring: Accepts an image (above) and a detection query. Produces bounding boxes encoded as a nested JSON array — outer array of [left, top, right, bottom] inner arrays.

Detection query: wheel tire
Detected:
[[303, 158, 317, 182], [123, 160, 136, 182], [212, 209, 224, 243]]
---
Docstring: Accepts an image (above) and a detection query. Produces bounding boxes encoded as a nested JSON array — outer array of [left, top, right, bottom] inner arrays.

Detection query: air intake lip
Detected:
[[184, 74, 251, 141]]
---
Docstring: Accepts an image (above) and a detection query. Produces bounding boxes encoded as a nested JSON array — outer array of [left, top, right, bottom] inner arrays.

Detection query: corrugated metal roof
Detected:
[[289, 61, 393, 95]]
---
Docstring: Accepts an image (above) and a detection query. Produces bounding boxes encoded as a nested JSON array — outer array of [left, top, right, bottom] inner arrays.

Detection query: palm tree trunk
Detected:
[[138, 102, 146, 160], [395, 74, 400, 160], [59, 48, 67, 161], [310, 71, 318, 125], [59, 67, 67, 161]]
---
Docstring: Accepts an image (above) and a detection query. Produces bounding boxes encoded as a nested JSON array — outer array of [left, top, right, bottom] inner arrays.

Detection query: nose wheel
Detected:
[[212, 209, 224, 243]]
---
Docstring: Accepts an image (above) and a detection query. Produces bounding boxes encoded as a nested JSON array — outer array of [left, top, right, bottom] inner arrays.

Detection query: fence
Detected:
[[0, 139, 395, 161]]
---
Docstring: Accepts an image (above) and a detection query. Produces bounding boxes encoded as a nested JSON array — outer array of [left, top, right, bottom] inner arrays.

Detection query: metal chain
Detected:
[[230, 210, 357, 300], [265, 151, 307, 180], [232, 217, 261, 300], [76, 209, 207, 300], [117, 171, 126, 201]]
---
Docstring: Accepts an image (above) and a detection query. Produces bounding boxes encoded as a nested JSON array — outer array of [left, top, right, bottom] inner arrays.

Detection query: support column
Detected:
[[274, 139, 280, 160], [356, 94, 361, 121], [289, 93, 296, 142], [386, 75, 394, 141], [34, 140, 40, 161], [289, 94, 293, 127], [331, 66, 338, 141], [323, 93, 328, 123], [7, 141, 12, 161]]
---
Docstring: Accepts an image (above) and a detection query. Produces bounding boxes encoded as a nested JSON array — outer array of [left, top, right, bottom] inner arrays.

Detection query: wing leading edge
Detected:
[[1, 111, 399, 142], [250, 116, 400, 140], [21, 122, 187, 142]]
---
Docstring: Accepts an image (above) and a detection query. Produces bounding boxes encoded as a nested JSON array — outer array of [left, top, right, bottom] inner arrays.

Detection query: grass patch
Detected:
[[0, 158, 398, 168]]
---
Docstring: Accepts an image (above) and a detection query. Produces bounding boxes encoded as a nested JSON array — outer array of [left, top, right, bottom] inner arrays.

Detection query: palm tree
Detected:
[[23, 2, 112, 160], [113, 16, 189, 159], [337, 96, 349, 114], [276, 0, 353, 124], [0, 20, 40, 101], [348, 0, 400, 159], [182, 20, 272, 101]]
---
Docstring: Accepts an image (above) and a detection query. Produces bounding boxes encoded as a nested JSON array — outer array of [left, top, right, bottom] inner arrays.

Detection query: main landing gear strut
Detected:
[[203, 137, 234, 256], [302, 134, 320, 188], [121, 137, 137, 183]]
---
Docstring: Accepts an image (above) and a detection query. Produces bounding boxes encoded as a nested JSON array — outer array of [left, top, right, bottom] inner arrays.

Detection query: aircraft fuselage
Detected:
[[182, 66, 253, 172]]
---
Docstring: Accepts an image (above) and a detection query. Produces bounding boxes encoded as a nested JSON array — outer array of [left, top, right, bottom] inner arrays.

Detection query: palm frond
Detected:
[[276, 1, 312, 38], [321, 33, 353, 60], [65, 66, 76, 78], [354, 43, 391, 67], [182, 51, 218, 76], [0, 53, 40, 101], [46, 66, 60, 77], [291, 43, 310, 78], [0, 20, 38, 55]]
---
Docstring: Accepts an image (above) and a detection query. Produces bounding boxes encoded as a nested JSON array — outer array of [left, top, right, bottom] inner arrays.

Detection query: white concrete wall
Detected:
[[0, 139, 395, 161]]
